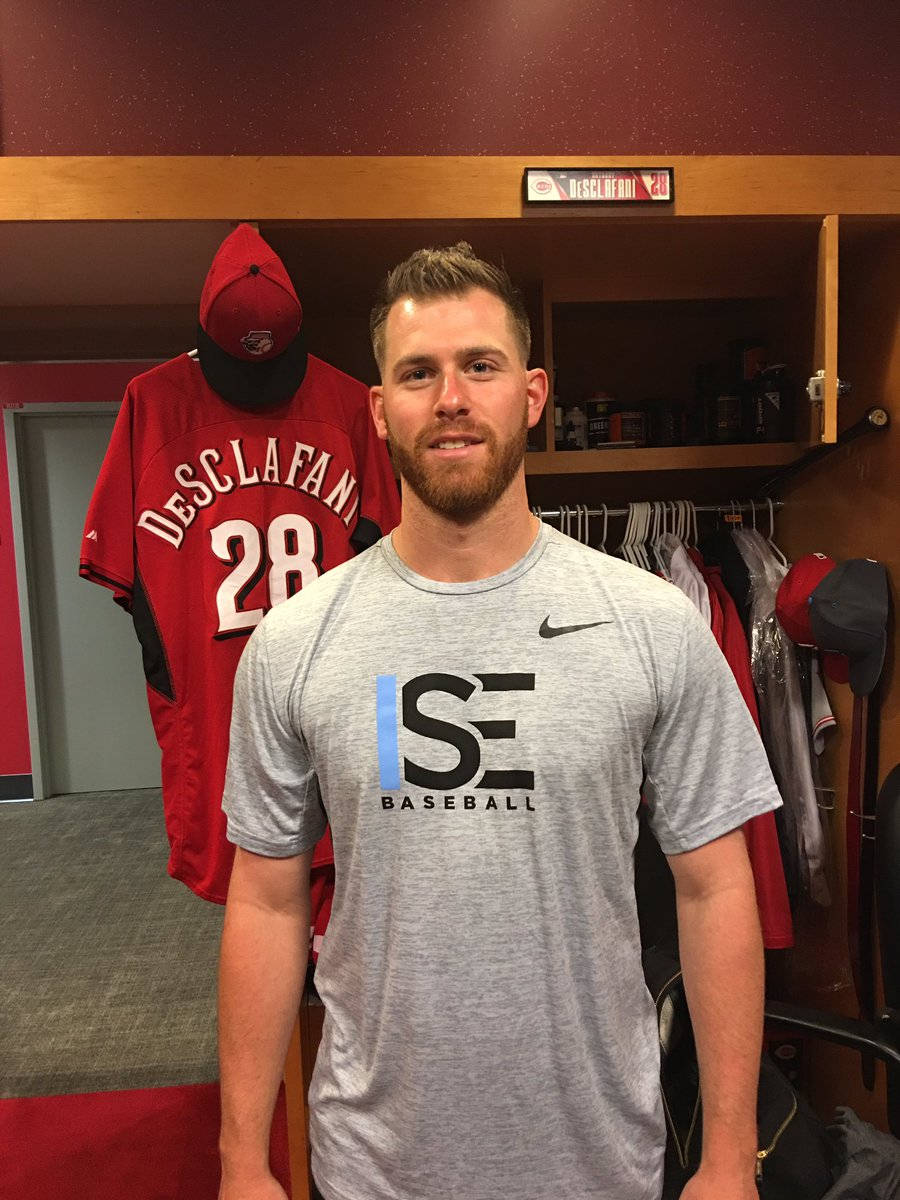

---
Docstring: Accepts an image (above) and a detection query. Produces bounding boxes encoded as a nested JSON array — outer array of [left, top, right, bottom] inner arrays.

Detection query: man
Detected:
[[218, 243, 780, 1200]]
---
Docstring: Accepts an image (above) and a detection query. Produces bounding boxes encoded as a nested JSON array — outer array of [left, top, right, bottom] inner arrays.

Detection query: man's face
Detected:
[[370, 287, 547, 522]]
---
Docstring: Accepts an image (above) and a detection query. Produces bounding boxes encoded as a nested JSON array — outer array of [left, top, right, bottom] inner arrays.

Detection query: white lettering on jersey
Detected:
[[210, 519, 265, 635], [199, 447, 234, 493], [266, 513, 321, 606], [163, 491, 197, 529], [141, 437, 366, 552], [230, 439, 261, 487], [284, 442, 316, 488], [298, 450, 332, 498], [323, 468, 358, 518], [211, 513, 322, 637], [138, 508, 184, 548], [262, 437, 281, 484], [174, 463, 214, 508], [341, 495, 360, 529]]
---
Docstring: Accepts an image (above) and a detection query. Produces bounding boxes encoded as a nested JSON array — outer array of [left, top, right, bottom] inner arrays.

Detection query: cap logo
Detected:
[[240, 330, 275, 355]]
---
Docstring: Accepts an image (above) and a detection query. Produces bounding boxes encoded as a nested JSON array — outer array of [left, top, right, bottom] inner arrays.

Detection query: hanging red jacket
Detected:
[[689, 548, 794, 949]]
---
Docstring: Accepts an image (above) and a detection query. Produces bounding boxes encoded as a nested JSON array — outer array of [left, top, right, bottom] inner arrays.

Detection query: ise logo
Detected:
[[376, 672, 535, 791]]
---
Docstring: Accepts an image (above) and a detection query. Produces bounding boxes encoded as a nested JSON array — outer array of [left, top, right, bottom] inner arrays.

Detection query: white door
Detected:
[[18, 411, 162, 795]]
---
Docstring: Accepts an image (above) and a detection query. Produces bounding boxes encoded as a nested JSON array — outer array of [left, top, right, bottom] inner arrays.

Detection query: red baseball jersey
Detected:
[[80, 352, 400, 903]]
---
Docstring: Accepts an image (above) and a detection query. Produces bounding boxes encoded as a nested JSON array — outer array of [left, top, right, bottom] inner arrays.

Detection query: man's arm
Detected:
[[218, 844, 314, 1198], [666, 827, 764, 1193]]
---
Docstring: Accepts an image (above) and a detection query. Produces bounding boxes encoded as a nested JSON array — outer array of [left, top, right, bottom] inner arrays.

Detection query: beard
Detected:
[[387, 404, 529, 523]]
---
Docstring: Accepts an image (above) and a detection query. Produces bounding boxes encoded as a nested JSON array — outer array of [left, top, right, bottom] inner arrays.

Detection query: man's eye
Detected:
[[403, 368, 430, 382], [470, 360, 493, 374]]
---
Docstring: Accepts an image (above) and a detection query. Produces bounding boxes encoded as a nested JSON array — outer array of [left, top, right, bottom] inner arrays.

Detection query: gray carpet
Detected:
[[0, 789, 224, 1097]]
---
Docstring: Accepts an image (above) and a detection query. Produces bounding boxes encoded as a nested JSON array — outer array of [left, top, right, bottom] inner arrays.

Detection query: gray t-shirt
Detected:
[[223, 523, 782, 1200]]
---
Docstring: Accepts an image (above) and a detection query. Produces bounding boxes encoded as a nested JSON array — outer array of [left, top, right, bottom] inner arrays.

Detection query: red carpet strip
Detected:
[[0, 1081, 291, 1200]]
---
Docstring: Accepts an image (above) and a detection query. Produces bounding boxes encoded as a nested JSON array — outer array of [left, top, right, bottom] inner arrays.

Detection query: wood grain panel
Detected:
[[283, 1012, 311, 1200], [525, 444, 801, 475], [813, 216, 840, 444], [774, 220, 900, 1131], [1, 156, 898, 221]]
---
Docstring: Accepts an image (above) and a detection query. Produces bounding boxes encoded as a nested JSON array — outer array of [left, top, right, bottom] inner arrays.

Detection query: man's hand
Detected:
[[218, 1166, 289, 1200], [679, 1164, 759, 1199]]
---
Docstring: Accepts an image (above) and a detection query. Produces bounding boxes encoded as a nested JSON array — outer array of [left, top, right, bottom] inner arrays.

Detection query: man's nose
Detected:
[[434, 370, 470, 418]]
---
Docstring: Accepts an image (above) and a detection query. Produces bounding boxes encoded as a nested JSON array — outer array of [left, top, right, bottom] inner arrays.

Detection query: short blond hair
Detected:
[[370, 242, 531, 373]]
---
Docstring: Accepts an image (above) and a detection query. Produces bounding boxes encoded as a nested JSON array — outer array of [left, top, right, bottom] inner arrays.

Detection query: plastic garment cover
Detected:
[[733, 528, 831, 907], [820, 1107, 900, 1199], [663, 534, 712, 626]]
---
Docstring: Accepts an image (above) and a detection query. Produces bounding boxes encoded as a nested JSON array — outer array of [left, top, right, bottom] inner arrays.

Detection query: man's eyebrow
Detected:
[[459, 345, 510, 363], [392, 346, 511, 375], [392, 353, 435, 374]]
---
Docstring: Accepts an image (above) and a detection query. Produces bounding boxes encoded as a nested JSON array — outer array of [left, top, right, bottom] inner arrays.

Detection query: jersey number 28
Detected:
[[210, 514, 322, 638]]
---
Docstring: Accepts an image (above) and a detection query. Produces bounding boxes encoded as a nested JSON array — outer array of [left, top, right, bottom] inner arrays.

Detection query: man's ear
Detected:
[[369, 386, 388, 441], [524, 367, 549, 430]]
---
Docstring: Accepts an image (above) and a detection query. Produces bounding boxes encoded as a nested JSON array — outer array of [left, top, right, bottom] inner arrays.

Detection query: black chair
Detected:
[[636, 763, 900, 1194]]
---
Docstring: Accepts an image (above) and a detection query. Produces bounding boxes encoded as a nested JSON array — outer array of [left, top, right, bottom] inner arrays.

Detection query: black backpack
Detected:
[[643, 941, 837, 1198]]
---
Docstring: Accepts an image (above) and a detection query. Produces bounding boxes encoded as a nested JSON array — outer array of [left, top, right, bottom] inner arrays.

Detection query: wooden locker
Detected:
[[1, 154, 898, 1196]]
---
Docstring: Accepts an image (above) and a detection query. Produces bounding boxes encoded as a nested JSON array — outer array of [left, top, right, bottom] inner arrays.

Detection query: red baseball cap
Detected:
[[197, 224, 308, 408], [199, 223, 302, 361], [775, 553, 850, 684]]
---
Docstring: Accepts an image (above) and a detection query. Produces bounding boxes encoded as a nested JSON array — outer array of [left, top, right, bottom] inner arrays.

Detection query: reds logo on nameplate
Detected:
[[523, 167, 673, 204]]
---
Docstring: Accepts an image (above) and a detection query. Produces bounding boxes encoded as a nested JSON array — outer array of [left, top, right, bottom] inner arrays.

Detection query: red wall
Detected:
[[0, 363, 157, 778], [1, 0, 898, 155]]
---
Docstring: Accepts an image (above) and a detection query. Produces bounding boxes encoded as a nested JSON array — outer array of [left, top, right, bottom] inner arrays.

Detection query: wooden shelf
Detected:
[[1, 156, 898, 222], [524, 443, 804, 475]]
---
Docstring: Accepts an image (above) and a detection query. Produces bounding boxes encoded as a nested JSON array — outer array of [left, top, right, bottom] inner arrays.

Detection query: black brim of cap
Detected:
[[809, 605, 887, 697], [847, 635, 887, 697], [197, 323, 308, 409]]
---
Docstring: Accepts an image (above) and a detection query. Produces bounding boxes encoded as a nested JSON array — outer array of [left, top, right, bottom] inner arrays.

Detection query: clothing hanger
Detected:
[[675, 500, 685, 544], [765, 497, 790, 567], [599, 503, 608, 554], [637, 502, 654, 572], [618, 503, 635, 562], [619, 504, 643, 564], [650, 501, 669, 575], [582, 504, 591, 549], [574, 504, 583, 544]]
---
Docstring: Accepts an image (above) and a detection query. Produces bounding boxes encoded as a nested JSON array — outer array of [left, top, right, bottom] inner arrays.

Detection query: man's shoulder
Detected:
[[544, 528, 694, 614], [258, 538, 388, 641]]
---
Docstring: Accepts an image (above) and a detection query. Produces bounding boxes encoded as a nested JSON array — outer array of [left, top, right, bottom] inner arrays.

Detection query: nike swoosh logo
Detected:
[[539, 617, 614, 639]]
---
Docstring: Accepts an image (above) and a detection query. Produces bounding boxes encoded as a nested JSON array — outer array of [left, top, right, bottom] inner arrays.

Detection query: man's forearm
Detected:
[[218, 889, 309, 1176], [675, 877, 764, 1175]]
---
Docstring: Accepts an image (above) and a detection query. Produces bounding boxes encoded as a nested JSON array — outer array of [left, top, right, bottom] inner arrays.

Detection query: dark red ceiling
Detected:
[[1, 0, 898, 155]]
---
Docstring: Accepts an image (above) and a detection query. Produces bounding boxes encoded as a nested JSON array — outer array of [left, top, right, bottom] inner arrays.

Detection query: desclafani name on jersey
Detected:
[[381, 794, 536, 812], [137, 437, 361, 548]]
